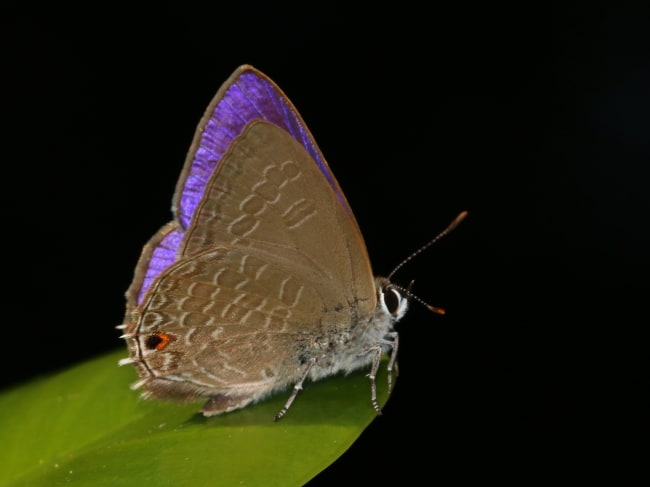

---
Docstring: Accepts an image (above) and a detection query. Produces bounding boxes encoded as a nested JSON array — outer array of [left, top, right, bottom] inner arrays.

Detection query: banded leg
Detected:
[[383, 332, 399, 393], [274, 357, 316, 421], [361, 345, 384, 415]]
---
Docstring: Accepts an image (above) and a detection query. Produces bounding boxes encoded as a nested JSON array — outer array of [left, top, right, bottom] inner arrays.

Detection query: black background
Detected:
[[3, 2, 648, 484]]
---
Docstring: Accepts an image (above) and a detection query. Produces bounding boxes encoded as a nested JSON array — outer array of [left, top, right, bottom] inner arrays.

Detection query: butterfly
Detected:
[[118, 65, 465, 420]]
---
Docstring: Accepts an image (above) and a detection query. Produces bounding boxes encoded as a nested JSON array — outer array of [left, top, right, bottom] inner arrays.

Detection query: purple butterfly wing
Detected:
[[126, 65, 356, 309], [172, 66, 350, 228]]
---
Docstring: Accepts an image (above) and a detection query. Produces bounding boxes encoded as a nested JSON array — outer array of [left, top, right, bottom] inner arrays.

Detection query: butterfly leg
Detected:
[[274, 357, 317, 421], [359, 345, 384, 415], [361, 332, 399, 414], [383, 331, 399, 393]]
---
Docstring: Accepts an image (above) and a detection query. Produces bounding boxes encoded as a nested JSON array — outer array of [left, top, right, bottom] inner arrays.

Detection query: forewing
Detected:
[[173, 65, 356, 228], [179, 121, 374, 317], [126, 65, 364, 308]]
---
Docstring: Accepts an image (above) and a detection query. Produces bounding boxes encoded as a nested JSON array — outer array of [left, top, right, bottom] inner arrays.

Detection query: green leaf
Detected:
[[1, 349, 390, 486]]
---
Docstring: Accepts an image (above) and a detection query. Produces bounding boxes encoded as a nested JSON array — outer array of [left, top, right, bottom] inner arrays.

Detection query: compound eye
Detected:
[[383, 288, 402, 317]]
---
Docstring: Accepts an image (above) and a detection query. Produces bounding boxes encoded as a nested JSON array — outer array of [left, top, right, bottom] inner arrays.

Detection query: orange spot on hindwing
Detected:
[[145, 332, 172, 351]]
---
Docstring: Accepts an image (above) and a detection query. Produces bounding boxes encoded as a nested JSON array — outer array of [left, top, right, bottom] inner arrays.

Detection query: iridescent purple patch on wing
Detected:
[[135, 226, 184, 305], [174, 69, 347, 230]]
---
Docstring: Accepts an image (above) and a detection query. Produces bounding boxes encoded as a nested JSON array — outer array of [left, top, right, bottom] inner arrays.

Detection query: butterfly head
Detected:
[[375, 277, 410, 323]]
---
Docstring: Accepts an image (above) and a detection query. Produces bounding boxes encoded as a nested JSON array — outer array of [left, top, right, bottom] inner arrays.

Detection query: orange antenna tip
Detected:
[[427, 305, 446, 315]]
